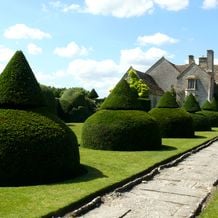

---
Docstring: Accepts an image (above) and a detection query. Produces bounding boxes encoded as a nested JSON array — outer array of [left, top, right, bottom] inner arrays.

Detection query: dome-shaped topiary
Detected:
[[157, 91, 179, 108], [197, 110, 218, 127], [182, 94, 211, 131], [189, 113, 211, 131], [149, 92, 194, 137], [100, 79, 141, 110], [0, 51, 81, 186], [183, 94, 201, 113], [0, 109, 80, 186], [81, 110, 161, 151], [149, 108, 194, 137], [0, 51, 45, 109]]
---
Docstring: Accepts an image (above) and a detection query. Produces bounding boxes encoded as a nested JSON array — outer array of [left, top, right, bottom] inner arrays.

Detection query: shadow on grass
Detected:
[[194, 135, 207, 139], [143, 144, 177, 151], [62, 164, 107, 184]]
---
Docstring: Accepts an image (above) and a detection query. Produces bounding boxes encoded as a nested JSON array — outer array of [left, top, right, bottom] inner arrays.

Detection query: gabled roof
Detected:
[[145, 56, 180, 75], [177, 62, 210, 79]]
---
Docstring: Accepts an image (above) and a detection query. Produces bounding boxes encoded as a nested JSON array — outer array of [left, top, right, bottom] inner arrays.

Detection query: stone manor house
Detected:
[[124, 50, 218, 107]]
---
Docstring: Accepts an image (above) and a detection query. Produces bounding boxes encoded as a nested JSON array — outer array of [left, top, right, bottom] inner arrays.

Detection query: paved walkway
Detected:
[[74, 140, 218, 218]]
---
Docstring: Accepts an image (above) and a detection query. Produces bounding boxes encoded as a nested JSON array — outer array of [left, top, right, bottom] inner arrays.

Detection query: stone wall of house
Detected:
[[177, 65, 210, 106], [147, 59, 180, 92]]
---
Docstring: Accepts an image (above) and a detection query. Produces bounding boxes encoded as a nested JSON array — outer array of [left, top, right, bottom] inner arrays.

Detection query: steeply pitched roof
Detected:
[[122, 67, 164, 96], [135, 70, 164, 96]]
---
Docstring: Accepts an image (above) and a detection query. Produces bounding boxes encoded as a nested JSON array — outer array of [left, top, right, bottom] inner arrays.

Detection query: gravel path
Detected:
[[71, 140, 218, 218]]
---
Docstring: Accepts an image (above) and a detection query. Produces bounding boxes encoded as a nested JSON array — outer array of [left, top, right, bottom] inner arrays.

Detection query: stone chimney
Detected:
[[207, 49, 214, 74], [199, 57, 207, 69], [188, 55, 195, 64], [206, 50, 214, 101]]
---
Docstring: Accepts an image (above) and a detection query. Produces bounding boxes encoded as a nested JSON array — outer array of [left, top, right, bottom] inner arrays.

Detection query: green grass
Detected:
[[200, 189, 218, 218], [0, 123, 217, 218]]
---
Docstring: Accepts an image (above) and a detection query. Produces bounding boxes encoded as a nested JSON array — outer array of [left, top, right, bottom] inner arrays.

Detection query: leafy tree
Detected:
[[59, 88, 96, 122], [127, 68, 149, 98]]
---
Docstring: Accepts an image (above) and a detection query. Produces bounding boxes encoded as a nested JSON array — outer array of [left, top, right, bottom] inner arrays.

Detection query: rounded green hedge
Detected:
[[149, 108, 194, 138], [81, 110, 161, 151], [197, 110, 218, 127], [0, 109, 81, 186], [189, 113, 211, 131]]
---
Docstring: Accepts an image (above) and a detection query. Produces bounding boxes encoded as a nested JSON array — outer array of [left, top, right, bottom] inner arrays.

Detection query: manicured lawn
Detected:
[[200, 189, 218, 218], [0, 124, 217, 218]]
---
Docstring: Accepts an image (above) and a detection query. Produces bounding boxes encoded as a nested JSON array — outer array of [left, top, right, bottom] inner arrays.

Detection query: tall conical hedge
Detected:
[[101, 79, 141, 110], [157, 91, 179, 108], [201, 100, 214, 111], [0, 51, 45, 108], [183, 93, 201, 113], [0, 51, 81, 186]]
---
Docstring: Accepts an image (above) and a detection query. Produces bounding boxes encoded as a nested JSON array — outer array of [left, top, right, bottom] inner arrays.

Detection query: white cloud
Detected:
[[202, 0, 218, 9], [214, 58, 218, 64], [120, 47, 169, 71], [137, 33, 178, 46], [27, 43, 42, 55], [84, 0, 154, 17], [0, 45, 14, 62], [54, 41, 90, 58], [49, 1, 81, 12], [4, 24, 51, 40], [154, 0, 189, 11]]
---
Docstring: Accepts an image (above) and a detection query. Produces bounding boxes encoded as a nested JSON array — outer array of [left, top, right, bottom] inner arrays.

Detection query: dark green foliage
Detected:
[[189, 113, 211, 131], [210, 98, 218, 111], [59, 89, 96, 122], [201, 100, 214, 111], [138, 98, 151, 111], [149, 108, 194, 138], [88, 88, 99, 99], [0, 109, 81, 186], [81, 110, 161, 151], [0, 51, 45, 109], [40, 85, 66, 98], [157, 91, 179, 108], [40, 85, 57, 114], [101, 79, 141, 110], [183, 94, 201, 113], [197, 110, 218, 127]]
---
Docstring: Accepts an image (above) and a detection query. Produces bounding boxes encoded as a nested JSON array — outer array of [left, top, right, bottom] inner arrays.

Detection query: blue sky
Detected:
[[0, 0, 218, 97]]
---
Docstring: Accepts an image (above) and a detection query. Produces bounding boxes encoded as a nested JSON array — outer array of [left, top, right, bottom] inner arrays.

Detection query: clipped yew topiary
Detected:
[[183, 93, 201, 113], [149, 91, 194, 138], [0, 51, 81, 186], [183, 94, 211, 131], [198, 99, 218, 127], [81, 110, 161, 150], [100, 79, 142, 110], [0, 51, 45, 109], [82, 79, 162, 151]]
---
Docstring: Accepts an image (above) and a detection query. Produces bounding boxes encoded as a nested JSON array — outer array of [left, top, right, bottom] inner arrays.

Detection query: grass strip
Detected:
[[0, 124, 217, 218]]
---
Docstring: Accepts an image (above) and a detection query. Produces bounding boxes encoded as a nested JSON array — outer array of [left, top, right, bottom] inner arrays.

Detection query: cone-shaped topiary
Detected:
[[100, 79, 141, 110], [210, 98, 218, 111], [81, 110, 161, 151], [82, 78, 162, 151], [0, 51, 45, 109], [0, 51, 81, 186], [183, 94, 201, 113], [182, 94, 211, 131], [149, 91, 194, 138], [201, 100, 213, 111], [157, 91, 179, 108], [88, 88, 99, 99]]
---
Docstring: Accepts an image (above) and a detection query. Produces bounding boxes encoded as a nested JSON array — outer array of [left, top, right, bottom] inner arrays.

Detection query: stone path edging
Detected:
[[65, 137, 217, 218]]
